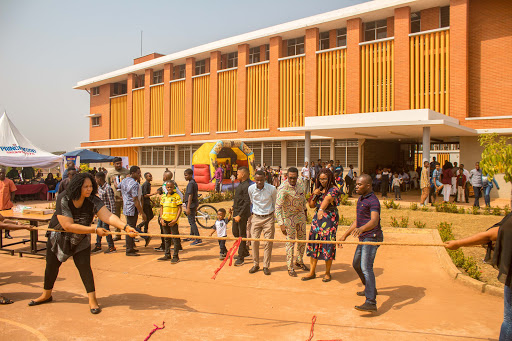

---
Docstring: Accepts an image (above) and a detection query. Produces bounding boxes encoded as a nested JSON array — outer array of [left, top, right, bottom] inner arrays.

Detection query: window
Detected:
[[334, 139, 358, 168], [226, 52, 238, 68], [265, 44, 269, 61], [112, 82, 127, 96], [153, 70, 163, 84], [249, 47, 260, 64], [319, 32, 330, 50], [287, 37, 305, 57], [246, 142, 262, 166], [263, 142, 281, 167], [310, 140, 331, 163], [141, 146, 175, 166], [134, 74, 145, 88], [364, 19, 387, 42], [195, 60, 206, 75], [91, 87, 100, 96], [91, 116, 100, 127], [440, 6, 450, 28], [286, 141, 305, 167], [336, 28, 347, 47], [411, 12, 421, 33], [177, 144, 200, 166], [173, 65, 185, 79]]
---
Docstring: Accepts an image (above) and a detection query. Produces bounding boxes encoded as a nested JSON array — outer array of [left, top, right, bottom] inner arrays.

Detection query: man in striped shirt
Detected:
[[92, 172, 117, 253]]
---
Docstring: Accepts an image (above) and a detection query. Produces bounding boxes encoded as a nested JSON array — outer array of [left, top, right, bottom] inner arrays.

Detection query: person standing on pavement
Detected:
[[184, 169, 201, 245], [469, 162, 483, 208], [214, 164, 224, 193], [232, 166, 251, 266], [247, 170, 277, 276], [158, 181, 182, 264], [339, 174, 383, 313], [91, 172, 116, 254], [346, 165, 355, 197], [58, 167, 77, 194], [0, 168, 17, 239], [275, 167, 309, 277], [460, 164, 471, 203], [141, 172, 155, 234], [301, 161, 311, 194], [107, 157, 129, 240], [419, 161, 430, 206], [456, 168, 467, 203], [120, 166, 148, 256]]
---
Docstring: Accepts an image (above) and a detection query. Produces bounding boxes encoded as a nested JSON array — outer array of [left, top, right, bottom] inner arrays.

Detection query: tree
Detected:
[[479, 133, 512, 207]]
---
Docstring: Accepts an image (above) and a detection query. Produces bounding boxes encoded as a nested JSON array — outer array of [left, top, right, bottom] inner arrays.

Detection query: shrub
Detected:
[[457, 207, 466, 214], [339, 194, 352, 206], [483, 207, 491, 215], [413, 220, 426, 228], [492, 207, 502, 216], [384, 199, 400, 210], [391, 216, 409, 228], [469, 206, 480, 215], [420, 205, 430, 212], [434, 202, 459, 214], [339, 215, 353, 226], [505, 205, 511, 216], [410, 203, 418, 211]]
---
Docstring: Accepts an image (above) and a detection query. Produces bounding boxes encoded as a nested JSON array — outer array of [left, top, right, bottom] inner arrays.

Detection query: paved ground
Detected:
[[0, 223, 503, 341]]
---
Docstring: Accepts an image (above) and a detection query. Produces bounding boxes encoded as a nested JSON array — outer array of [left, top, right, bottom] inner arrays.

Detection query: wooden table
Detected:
[[0, 210, 53, 257]]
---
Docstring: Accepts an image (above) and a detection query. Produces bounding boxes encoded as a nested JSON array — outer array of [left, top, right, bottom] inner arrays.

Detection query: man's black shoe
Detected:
[[154, 246, 165, 252], [171, 257, 180, 264], [157, 256, 171, 261], [354, 302, 377, 313], [126, 252, 140, 257], [144, 236, 152, 247], [357, 290, 378, 297], [234, 258, 244, 267], [249, 265, 260, 274], [263, 267, 271, 276]]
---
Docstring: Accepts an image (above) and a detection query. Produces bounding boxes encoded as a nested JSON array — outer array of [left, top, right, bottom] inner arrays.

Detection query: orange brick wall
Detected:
[[89, 83, 111, 141], [420, 7, 440, 31], [134, 53, 164, 65]]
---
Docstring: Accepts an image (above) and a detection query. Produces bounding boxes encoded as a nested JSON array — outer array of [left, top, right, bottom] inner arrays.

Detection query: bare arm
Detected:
[[133, 196, 147, 221], [445, 226, 498, 250], [170, 205, 182, 225], [96, 206, 137, 236]]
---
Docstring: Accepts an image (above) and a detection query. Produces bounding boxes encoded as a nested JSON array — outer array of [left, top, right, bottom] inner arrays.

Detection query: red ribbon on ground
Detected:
[[144, 321, 165, 341], [211, 237, 242, 280], [307, 315, 317, 341]]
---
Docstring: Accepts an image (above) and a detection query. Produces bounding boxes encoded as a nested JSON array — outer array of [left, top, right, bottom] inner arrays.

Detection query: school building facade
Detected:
[[76, 0, 512, 195]]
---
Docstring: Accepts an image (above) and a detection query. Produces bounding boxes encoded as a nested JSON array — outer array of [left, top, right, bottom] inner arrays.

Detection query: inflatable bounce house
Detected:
[[192, 140, 255, 192]]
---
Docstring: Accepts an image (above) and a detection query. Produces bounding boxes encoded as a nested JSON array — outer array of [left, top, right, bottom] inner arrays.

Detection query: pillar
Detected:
[[329, 29, 337, 49], [394, 6, 411, 110], [163, 63, 173, 137], [210, 51, 221, 133], [346, 18, 362, 114], [305, 131, 311, 164], [422, 127, 431, 162], [185, 57, 195, 136], [237, 44, 249, 132], [269, 36, 283, 131], [143, 69, 153, 137], [305, 28, 319, 118]]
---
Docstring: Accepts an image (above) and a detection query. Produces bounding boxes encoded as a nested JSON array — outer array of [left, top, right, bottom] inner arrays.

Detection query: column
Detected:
[[305, 28, 319, 118], [143, 69, 153, 137], [163, 63, 173, 137], [185, 57, 195, 136], [422, 127, 431, 162], [449, 0, 469, 121], [237, 44, 249, 132], [394, 6, 411, 111], [126, 74, 134, 139], [269, 36, 283, 131], [329, 29, 337, 49], [304, 131, 311, 163], [346, 18, 362, 114], [210, 51, 221, 133]]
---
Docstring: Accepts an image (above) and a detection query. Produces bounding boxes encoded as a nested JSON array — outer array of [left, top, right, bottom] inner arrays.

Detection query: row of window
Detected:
[[140, 140, 358, 167]]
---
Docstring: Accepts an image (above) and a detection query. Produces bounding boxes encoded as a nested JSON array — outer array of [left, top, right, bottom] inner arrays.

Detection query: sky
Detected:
[[0, 0, 367, 153]]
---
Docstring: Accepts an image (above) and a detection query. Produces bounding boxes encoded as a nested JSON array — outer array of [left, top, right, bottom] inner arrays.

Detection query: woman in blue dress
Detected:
[[302, 168, 341, 282]]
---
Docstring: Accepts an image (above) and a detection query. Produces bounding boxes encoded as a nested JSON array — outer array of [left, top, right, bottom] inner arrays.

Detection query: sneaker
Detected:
[[157, 256, 171, 261], [126, 252, 140, 257], [263, 267, 271, 276], [191, 240, 202, 246], [249, 265, 260, 274], [154, 246, 165, 252], [357, 290, 378, 297], [219, 254, 227, 260], [91, 246, 102, 254], [104, 247, 117, 254], [354, 302, 377, 313], [234, 258, 245, 267], [171, 257, 180, 264]]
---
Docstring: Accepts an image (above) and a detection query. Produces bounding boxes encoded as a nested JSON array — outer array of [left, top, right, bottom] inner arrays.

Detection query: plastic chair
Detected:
[[47, 182, 60, 201]]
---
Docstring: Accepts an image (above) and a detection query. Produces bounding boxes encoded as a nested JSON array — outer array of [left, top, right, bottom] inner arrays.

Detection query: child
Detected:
[[158, 181, 182, 264], [392, 173, 402, 200], [210, 207, 232, 260]]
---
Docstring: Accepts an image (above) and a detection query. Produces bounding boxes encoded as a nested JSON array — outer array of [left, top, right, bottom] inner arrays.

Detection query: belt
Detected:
[[252, 212, 274, 218]]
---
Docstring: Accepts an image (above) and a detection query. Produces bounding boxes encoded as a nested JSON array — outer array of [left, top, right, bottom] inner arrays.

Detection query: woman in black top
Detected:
[[29, 173, 138, 314], [44, 173, 58, 190]]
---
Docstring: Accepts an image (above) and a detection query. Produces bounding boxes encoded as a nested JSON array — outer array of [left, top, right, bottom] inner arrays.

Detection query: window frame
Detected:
[[152, 70, 163, 84], [411, 12, 421, 34], [287, 37, 305, 57], [141, 146, 175, 166], [336, 28, 347, 47], [364, 19, 388, 42], [195, 60, 206, 76], [319, 32, 330, 50], [91, 87, 100, 96], [249, 47, 261, 64], [440, 6, 450, 28], [91, 116, 100, 127]]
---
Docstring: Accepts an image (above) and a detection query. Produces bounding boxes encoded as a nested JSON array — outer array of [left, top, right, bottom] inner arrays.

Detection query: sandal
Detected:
[[288, 269, 297, 277], [322, 275, 332, 283], [0, 296, 13, 305], [301, 274, 316, 281], [28, 296, 53, 306], [295, 262, 310, 272]]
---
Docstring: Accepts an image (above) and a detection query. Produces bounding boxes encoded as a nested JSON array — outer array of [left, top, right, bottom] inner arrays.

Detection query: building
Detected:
[[75, 0, 512, 197]]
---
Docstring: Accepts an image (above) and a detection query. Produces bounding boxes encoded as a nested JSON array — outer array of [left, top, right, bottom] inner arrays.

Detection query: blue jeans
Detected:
[[187, 207, 200, 237], [473, 186, 482, 207], [95, 220, 114, 248], [500, 285, 512, 341], [352, 235, 383, 305], [484, 186, 492, 207]]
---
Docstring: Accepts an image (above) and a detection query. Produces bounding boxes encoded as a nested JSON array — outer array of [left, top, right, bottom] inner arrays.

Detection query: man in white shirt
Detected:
[[409, 168, 419, 189], [248, 170, 277, 275], [301, 161, 311, 194], [460, 164, 470, 204]]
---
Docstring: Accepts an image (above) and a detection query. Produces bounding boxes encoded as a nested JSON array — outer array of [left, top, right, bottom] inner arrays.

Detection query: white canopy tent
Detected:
[[0, 112, 63, 168]]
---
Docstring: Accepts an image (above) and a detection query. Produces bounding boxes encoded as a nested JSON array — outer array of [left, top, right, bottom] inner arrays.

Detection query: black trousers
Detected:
[[142, 206, 154, 233], [162, 221, 181, 258], [381, 179, 388, 197], [44, 241, 95, 293], [126, 215, 138, 253], [232, 214, 249, 259]]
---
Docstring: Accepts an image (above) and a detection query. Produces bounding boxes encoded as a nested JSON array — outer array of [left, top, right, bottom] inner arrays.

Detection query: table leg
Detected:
[[18, 221, 47, 258], [0, 228, 29, 256]]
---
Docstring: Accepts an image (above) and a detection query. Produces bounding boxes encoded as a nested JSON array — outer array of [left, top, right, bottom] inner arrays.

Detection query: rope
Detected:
[[307, 315, 317, 341], [143, 321, 165, 341], [212, 237, 242, 280], [29, 226, 457, 247]]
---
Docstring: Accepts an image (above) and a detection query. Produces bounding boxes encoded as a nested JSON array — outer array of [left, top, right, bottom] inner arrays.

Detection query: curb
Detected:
[[431, 229, 504, 297]]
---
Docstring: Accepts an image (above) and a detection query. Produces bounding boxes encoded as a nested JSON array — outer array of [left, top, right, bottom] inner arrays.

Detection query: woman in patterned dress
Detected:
[[302, 168, 341, 282]]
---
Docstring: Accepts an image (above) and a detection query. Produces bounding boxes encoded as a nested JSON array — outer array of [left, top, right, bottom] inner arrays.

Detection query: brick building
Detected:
[[75, 0, 511, 196]]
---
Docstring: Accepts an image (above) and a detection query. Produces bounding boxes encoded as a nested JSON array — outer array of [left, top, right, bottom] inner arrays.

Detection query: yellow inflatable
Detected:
[[192, 140, 255, 180]]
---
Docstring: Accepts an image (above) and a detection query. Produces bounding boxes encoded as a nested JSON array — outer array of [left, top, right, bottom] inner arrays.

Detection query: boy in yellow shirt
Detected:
[[158, 181, 182, 264]]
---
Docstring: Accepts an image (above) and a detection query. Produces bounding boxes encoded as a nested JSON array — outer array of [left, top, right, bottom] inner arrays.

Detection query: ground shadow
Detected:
[[100, 293, 196, 312], [0, 270, 62, 288], [359, 285, 427, 316]]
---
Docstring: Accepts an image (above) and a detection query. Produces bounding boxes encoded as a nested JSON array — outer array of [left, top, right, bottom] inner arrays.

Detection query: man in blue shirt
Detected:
[[340, 174, 383, 313]]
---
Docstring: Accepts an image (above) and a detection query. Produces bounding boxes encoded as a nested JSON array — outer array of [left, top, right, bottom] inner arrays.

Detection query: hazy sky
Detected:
[[0, 0, 366, 153]]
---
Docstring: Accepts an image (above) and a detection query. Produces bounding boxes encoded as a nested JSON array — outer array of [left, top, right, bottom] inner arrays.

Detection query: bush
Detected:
[[420, 205, 430, 212], [339, 215, 353, 226], [434, 202, 459, 214], [492, 207, 502, 216], [383, 199, 400, 210], [391, 216, 409, 228], [339, 194, 352, 206], [467, 206, 480, 215], [483, 207, 491, 215], [201, 191, 235, 203], [505, 205, 511, 216], [410, 203, 418, 211], [457, 207, 466, 214], [413, 220, 426, 228]]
